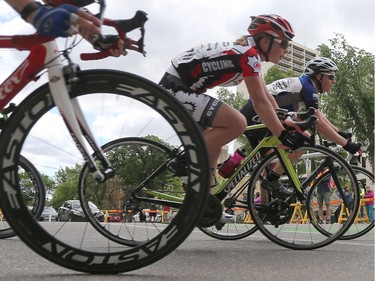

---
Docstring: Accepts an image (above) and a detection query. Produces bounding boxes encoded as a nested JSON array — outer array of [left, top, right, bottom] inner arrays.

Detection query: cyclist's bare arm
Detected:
[[262, 80, 279, 109], [315, 109, 362, 154], [314, 109, 346, 145], [244, 76, 285, 137]]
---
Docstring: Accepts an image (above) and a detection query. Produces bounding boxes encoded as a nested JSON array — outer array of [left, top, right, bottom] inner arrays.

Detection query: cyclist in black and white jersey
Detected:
[[159, 14, 303, 222], [240, 57, 362, 194]]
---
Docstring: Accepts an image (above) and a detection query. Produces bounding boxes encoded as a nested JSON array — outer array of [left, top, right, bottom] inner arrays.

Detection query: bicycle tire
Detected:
[[0, 155, 45, 239], [0, 69, 210, 273], [340, 166, 374, 239], [308, 166, 374, 240], [247, 144, 360, 250], [198, 176, 258, 240]]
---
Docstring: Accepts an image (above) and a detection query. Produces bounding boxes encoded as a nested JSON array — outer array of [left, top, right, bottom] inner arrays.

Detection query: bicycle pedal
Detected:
[[215, 223, 224, 231]]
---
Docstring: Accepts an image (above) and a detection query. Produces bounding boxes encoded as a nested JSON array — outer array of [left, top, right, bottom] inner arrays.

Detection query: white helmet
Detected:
[[305, 57, 338, 76]]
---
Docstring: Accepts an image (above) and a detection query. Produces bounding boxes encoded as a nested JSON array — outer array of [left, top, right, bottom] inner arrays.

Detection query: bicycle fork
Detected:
[[44, 41, 113, 182]]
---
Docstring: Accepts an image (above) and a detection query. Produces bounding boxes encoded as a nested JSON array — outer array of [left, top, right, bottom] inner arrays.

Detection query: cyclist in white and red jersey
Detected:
[[240, 57, 362, 196], [159, 14, 303, 222]]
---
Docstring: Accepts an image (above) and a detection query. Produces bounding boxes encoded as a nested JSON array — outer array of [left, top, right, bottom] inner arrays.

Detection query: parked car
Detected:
[[106, 212, 122, 222], [39, 206, 58, 222], [57, 200, 104, 222]]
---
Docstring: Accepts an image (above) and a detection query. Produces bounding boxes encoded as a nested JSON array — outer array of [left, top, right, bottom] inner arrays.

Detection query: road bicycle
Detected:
[[82, 109, 361, 250], [0, 1, 210, 274], [200, 148, 373, 243], [0, 104, 46, 239], [198, 110, 361, 250]]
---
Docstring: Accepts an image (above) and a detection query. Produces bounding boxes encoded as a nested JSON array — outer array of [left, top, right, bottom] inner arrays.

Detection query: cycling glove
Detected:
[[31, 4, 79, 37]]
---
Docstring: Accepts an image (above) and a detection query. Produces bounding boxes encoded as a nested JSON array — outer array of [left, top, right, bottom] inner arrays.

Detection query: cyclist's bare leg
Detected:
[[271, 150, 304, 175], [318, 203, 324, 221], [326, 203, 331, 222], [203, 103, 247, 188]]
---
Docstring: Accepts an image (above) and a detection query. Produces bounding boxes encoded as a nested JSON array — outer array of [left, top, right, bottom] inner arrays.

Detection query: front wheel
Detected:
[[247, 145, 360, 250], [0, 69, 210, 273]]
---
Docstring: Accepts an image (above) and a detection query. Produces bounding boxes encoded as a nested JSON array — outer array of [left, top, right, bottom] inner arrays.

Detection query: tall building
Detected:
[[237, 41, 319, 95], [276, 41, 319, 75]]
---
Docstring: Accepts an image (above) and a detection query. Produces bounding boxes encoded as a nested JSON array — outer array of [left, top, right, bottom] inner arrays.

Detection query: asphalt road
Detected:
[[0, 227, 373, 281]]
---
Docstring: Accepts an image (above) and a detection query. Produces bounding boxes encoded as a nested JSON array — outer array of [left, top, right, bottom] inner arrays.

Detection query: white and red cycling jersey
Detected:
[[170, 36, 262, 93]]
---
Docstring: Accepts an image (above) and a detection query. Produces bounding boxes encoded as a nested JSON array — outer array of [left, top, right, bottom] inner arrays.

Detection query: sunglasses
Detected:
[[323, 73, 336, 81], [274, 38, 289, 50]]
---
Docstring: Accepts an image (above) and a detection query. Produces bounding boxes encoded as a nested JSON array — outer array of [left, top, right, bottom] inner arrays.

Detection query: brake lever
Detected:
[[284, 115, 318, 145], [80, 10, 148, 60], [113, 10, 148, 56]]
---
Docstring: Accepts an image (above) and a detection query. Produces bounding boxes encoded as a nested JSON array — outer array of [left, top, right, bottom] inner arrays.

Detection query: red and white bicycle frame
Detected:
[[0, 34, 111, 181]]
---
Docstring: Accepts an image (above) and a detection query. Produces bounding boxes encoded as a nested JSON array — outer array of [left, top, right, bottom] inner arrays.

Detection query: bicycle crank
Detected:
[[196, 194, 222, 227], [265, 199, 292, 226]]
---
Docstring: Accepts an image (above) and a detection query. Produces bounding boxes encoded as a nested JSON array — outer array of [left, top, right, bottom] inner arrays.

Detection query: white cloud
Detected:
[[0, 0, 373, 176], [1, 0, 373, 83]]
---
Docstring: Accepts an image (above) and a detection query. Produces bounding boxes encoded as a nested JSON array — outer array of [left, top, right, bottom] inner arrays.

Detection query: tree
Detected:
[[216, 87, 247, 111], [317, 33, 374, 165], [78, 135, 184, 211], [263, 65, 298, 84], [41, 174, 56, 204], [50, 164, 82, 209]]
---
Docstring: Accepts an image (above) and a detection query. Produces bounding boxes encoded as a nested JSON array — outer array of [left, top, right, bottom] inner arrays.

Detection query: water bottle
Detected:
[[218, 148, 246, 178]]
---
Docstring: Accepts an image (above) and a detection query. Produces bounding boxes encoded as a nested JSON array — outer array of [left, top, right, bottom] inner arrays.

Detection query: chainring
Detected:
[[265, 199, 292, 226]]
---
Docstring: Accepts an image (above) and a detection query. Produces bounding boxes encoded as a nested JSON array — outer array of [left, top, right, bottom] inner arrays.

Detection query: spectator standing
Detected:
[[364, 186, 374, 222], [149, 200, 158, 222], [254, 192, 261, 204], [162, 205, 171, 223], [317, 176, 332, 224]]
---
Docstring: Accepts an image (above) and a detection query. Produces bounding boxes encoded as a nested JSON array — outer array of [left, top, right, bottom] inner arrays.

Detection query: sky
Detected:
[[0, 0, 374, 171], [0, 0, 374, 87]]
